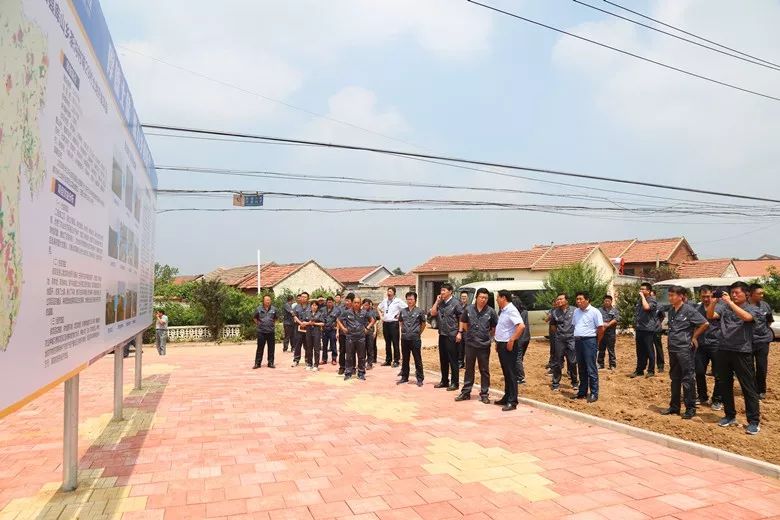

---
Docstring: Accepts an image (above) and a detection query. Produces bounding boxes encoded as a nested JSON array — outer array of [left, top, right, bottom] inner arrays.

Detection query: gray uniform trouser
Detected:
[[155, 329, 167, 355], [551, 336, 577, 388]]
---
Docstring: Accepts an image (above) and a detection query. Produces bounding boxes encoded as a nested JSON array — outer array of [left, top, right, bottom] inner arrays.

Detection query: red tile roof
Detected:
[[203, 264, 260, 286], [530, 244, 600, 271], [412, 249, 548, 273], [379, 274, 417, 287], [327, 266, 383, 284], [172, 275, 201, 285], [734, 260, 780, 277], [535, 239, 635, 259], [620, 237, 688, 264], [676, 259, 733, 279], [238, 262, 305, 289]]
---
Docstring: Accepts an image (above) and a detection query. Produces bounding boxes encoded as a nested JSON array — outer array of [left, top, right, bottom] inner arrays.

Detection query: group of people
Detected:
[[250, 279, 773, 431], [631, 281, 772, 435]]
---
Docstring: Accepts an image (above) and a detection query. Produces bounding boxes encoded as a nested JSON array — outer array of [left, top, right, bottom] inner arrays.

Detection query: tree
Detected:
[[615, 282, 641, 330], [451, 270, 495, 288], [537, 262, 609, 310], [154, 263, 179, 286], [190, 279, 229, 343], [758, 267, 780, 312], [392, 267, 405, 275]]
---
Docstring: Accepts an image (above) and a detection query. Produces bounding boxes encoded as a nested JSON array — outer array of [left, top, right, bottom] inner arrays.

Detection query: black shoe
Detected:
[[397, 371, 403, 377], [571, 383, 579, 390], [517, 378, 526, 385], [267, 364, 275, 369], [682, 408, 696, 420], [381, 361, 392, 366], [646, 372, 656, 378], [571, 394, 587, 400], [480, 396, 490, 404], [447, 385, 459, 392], [660, 408, 680, 416], [502, 404, 517, 411], [657, 366, 665, 372], [458, 362, 465, 369], [392, 361, 400, 368], [598, 365, 605, 370], [366, 363, 373, 370], [454, 393, 470, 402], [397, 379, 409, 385], [283, 348, 289, 352], [630, 372, 643, 378], [357, 373, 366, 381], [253, 364, 260, 369], [344, 374, 352, 380], [416, 380, 424, 387], [338, 368, 345, 375], [759, 393, 766, 400], [434, 382, 449, 389], [587, 395, 598, 403], [494, 399, 507, 406]]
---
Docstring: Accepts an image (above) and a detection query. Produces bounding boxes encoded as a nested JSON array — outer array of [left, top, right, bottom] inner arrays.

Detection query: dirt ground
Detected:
[[418, 329, 780, 466]]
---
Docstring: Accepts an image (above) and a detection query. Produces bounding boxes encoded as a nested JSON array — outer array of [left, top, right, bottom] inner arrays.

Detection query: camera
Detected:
[[713, 289, 724, 298]]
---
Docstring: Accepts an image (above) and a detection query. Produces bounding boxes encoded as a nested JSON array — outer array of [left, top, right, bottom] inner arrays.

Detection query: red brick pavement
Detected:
[[1, 344, 779, 519]]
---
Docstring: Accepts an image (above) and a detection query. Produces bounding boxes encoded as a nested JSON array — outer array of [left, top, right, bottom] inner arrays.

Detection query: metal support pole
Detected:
[[113, 344, 123, 421], [63, 374, 79, 491], [134, 332, 143, 390]]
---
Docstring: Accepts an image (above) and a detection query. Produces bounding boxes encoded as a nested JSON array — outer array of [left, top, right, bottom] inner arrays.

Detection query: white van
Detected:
[[453, 280, 549, 338], [653, 277, 779, 340]]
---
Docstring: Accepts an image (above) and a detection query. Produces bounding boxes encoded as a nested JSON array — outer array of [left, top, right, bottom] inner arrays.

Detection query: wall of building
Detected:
[[723, 263, 739, 277], [669, 243, 696, 266], [362, 268, 392, 286], [273, 263, 343, 295]]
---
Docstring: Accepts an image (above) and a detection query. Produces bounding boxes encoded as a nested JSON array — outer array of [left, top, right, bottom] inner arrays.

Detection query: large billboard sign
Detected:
[[0, 0, 156, 416]]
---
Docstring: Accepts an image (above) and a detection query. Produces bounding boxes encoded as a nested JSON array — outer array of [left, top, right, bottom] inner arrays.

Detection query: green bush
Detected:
[[616, 282, 641, 330], [537, 262, 610, 310]]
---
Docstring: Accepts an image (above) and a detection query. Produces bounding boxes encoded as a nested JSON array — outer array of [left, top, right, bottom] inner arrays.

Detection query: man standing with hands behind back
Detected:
[[494, 290, 525, 411], [379, 287, 404, 368], [430, 283, 462, 392]]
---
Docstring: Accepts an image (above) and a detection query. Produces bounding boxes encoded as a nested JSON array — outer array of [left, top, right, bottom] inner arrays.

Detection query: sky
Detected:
[[100, 0, 780, 275]]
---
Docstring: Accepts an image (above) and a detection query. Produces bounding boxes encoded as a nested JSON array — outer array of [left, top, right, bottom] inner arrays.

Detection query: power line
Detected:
[[118, 45, 426, 151], [142, 123, 780, 204], [572, 0, 780, 72], [464, 0, 780, 103], [602, 0, 780, 69]]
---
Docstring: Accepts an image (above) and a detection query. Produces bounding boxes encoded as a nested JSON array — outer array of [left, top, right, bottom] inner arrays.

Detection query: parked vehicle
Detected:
[[450, 280, 548, 337], [654, 277, 779, 341]]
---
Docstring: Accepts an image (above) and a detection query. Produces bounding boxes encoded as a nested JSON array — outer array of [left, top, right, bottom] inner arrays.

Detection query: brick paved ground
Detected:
[[1, 344, 780, 519]]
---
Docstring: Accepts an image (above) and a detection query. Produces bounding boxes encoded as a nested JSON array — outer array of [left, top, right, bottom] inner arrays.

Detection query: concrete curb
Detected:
[[422, 369, 780, 480]]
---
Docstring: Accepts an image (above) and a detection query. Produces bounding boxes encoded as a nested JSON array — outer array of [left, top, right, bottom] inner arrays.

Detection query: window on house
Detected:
[[624, 268, 635, 276]]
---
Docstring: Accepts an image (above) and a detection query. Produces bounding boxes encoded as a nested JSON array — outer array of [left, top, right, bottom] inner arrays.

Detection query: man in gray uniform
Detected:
[[458, 290, 470, 369], [597, 295, 620, 370], [398, 291, 427, 387], [430, 283, 463, 391], [337, 297, 375, 380], [282, 295, 295, 352], [336, 293, 352, 375], [549, 293, 578, 391], [695, 286, 724, 410], [651, 290, 666, 373], [632, 282, 658, 378], [749, 284, 774, 400], [253, 295, 278, 369], [514, 300, 531, 385], [456, 288, 498, 404], [660, 286, 708, 419], [291, 292, 310, 367], [707, 281, 762, 435]]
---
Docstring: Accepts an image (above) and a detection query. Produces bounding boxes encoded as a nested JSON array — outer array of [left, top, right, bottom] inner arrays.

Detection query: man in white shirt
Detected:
[[572, 292, 604, 403], [378, 286, 405, 368], [494, 290, 526, 411]]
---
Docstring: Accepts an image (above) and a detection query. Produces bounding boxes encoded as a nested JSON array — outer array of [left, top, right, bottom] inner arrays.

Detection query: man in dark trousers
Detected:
[[363, 299, 379, 370], [514, 300, 531, 385], [597, 295, 620, 370], [572, 292, 604, 403], [455, 288, 498, 404], [282, 295, 295, 352], [695, 286, 724, 410], [291, 292, 310, 367], [398, 291, 426, 387], [378, 287, 404, 368], [749, 284, 774, 401], [651, 290, 666, 373], [336, 293, 353, 375], [458, 290, 470, 369], [660, 286, 708, 419], [632, 282, 659, 378], [549, 294, 578, 391], [321, 297, 339, 365], [707, 281, 762, 435], [494, 290, 526, 411], [337, 296, 375, 380], [253, 295, 278, 369], [430, 283, 462, 391]]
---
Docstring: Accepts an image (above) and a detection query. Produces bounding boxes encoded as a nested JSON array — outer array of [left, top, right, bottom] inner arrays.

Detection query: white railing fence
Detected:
[[164, 324, 243, 342]]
